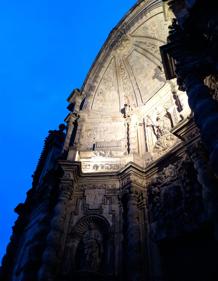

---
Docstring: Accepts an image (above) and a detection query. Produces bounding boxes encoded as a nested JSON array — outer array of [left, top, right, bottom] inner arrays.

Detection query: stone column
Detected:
[[62, 114, 77, 154], [38, 169, 75, 281], [162, 2, 218, 175], [189, 144, 218, 239], [67, 115, 84, 161], [122, 187, 143, 281], [183, 75, 218, 175]]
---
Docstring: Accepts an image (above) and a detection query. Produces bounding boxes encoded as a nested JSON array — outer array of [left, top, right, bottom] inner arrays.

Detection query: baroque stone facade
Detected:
[[1, 1, 218, 281]]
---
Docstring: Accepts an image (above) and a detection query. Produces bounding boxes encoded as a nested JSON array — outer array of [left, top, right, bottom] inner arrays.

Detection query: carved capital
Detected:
[[121, 185, 142, 202], [59, 162, 80, 182], [121, 173, 145, 189], [58, 183, 73, 200]]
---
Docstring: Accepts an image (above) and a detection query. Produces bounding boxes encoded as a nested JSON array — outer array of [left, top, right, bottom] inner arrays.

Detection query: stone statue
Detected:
[[145, 114, 159, 151], [80, 224, 103, 272], [145, 109, 176, 155]]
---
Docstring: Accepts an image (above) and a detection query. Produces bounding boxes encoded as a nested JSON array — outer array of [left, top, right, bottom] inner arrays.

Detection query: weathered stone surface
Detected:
[[2, 1, 218, 281]]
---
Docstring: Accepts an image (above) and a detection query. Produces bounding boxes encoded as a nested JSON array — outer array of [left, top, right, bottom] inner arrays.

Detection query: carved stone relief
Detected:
[[62, 215, 112, 278], [73, 4, 191, 173], [204, 74, 218, 101], [144, 106, 180, 158], [76, 224, 103, 272], [79, 120, 126, 151], [4, 3, 208, 281], [169, 80, 192, 120], [85, 189, 105, 209], [81, 161, 124, 173], [80, 183, 118, 190], [147, 159, 205, 241]]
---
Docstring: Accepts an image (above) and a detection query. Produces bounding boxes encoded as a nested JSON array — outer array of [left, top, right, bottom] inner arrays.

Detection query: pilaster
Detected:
[[62, 113, 78, 154], [120, 168, 147, 281]]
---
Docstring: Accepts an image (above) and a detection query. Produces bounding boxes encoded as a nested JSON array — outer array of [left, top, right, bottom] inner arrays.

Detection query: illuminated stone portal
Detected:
[[2, 1, 218, 281]]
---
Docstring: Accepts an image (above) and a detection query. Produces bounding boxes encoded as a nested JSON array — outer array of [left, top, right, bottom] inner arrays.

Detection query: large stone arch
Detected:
[[71, 214, 111, 238], [81, 1, 169, 112], [68, 0, 191, 173]]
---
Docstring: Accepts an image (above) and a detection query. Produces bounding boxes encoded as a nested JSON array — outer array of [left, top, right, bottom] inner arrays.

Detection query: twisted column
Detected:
[[162, 4, 218, 175], [184, 75, 218, 174], [38, 178, 74, 281], [189, 144, 218, 239]]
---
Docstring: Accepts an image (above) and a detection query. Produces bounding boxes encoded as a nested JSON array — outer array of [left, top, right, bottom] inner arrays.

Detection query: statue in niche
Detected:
[[78, 223, 103, 272], [156, 114, 177, 153], [145, 109, 175, 154]]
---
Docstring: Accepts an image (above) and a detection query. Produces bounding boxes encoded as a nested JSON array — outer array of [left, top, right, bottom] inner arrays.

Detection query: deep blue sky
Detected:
[[0, 0, 136, 263]]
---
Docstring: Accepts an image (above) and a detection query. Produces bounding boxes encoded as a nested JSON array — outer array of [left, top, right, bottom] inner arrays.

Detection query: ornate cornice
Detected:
[[58, 160, 81, 183]]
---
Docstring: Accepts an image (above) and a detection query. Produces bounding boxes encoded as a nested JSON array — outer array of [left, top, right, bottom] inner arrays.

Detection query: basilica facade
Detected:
[[1, 1, 218, 281]]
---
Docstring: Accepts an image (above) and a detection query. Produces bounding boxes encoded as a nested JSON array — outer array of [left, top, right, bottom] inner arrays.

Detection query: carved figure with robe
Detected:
[[79, 223, 103, 272], [145, 110, 172, 152]]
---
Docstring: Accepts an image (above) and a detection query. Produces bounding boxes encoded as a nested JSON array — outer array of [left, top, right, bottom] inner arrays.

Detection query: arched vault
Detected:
[[68, 0, 191, 173]]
